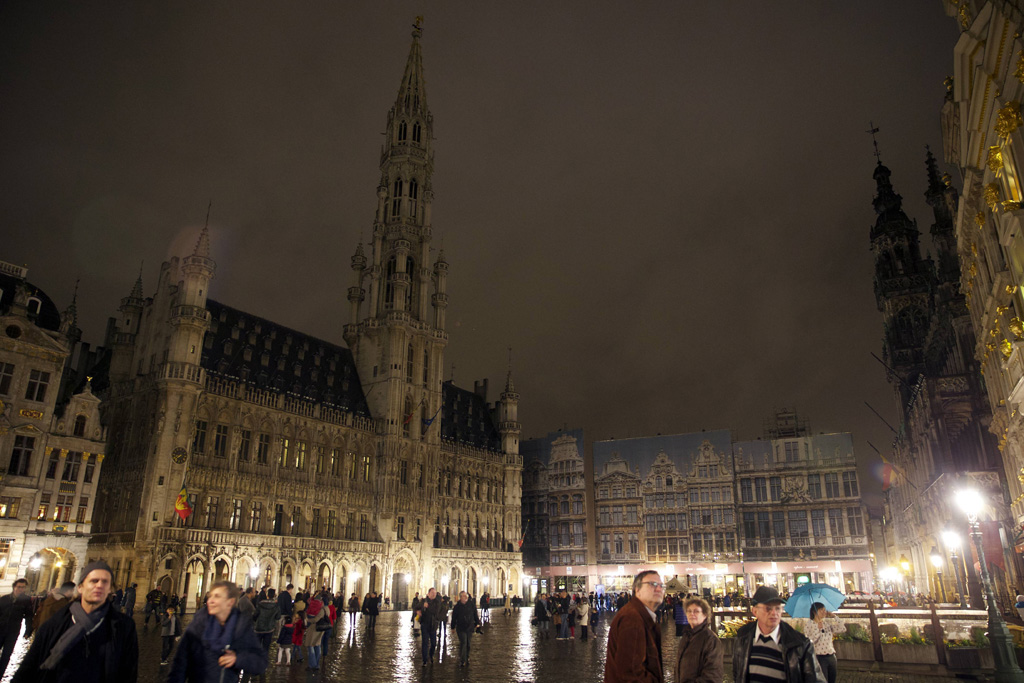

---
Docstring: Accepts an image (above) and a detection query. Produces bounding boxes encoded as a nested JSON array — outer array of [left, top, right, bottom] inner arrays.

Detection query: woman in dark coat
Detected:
[[673, 597, 723, 683], [168, 581, 266, 683]]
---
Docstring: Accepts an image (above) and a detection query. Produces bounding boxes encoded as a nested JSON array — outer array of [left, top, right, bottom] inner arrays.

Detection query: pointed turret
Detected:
[[924, 146, 960, 286], [59, 280, 82, 347], [347, 241, 367, 324], [395, 22, 428, 117]]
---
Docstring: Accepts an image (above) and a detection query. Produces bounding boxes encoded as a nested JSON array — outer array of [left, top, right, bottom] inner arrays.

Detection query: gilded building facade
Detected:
[[594, 452, 644, 589], [937, 0, 1024, 606], [0, 260, 107, 592], [88, 26, 523, 604]]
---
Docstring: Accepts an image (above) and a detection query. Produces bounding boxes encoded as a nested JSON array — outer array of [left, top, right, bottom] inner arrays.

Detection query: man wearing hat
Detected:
[[732, 586, 824, 683], [12, 560, 139, 682]]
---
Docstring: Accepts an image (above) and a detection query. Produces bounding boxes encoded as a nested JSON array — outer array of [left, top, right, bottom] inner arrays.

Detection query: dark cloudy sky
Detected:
[[1, 2, 961, 505]]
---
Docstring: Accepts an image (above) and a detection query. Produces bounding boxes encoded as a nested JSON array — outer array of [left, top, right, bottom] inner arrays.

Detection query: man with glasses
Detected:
[[604, 570, 664, 682]]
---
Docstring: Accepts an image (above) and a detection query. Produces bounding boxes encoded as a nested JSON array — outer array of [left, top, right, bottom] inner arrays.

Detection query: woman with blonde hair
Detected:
[[673, 597, 723, 683]]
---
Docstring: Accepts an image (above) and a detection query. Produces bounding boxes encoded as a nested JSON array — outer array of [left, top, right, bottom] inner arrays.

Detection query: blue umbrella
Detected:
[[783, 583, 846, 618]]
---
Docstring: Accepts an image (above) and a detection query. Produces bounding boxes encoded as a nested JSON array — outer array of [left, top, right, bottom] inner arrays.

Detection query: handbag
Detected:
[[315, 614, 331, 631]]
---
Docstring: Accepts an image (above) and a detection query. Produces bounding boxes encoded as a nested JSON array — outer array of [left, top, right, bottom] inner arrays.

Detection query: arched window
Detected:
[[408, 178, 418, 218], [403, 397, 412, 436], [27, 297, 41, 316], [656, 476, 663, 490], [73, 415, 87, 437], [397, 120, 408, 142], [391, 179, 403, 218], [406, 257, 416, 312], [412, 121, 421, 143], [666, 476, 673, 487]]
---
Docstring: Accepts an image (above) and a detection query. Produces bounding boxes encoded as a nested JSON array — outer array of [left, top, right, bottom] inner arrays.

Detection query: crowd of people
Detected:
[[0, 564, 846, 683]]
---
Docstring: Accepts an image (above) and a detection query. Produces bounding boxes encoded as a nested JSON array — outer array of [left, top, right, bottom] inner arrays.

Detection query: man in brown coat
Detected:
[[32, 582, 76, 631], [604, 570, 665, 683]]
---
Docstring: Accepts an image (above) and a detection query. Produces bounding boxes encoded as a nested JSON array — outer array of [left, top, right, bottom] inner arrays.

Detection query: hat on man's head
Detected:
[[751, 586, 785, 606], [79, 560, 113, 583]]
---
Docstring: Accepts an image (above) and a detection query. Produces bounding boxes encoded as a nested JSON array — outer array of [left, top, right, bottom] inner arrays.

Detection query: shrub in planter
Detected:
[[834, 640, 874, 661]]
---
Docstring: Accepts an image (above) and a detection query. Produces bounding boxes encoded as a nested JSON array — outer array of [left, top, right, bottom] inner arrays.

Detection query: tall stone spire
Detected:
[[924, 146, 959, 286], [395, 19, 428, 118]]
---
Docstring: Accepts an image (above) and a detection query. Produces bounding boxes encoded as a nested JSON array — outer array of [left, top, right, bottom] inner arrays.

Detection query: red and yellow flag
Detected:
[[174, 487, 192, 520]]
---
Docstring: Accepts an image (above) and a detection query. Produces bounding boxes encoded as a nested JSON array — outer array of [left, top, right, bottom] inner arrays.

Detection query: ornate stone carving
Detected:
[[985, 182, 1001, 211], [995, 101, 1024, 139]]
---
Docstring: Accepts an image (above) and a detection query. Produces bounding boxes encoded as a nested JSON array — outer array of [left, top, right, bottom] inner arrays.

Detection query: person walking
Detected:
[[253, 588, 281, 658], [143, 587, 163, 627], [577, 598, 591, 640], [363, 591, 379, 631], [0, 578, 33, 678], [168, 580, 266, 683], [450, 591, 480, 667], [557, 589, 571, 640], [418, 588, 440, 666], [804, 602, 840, 683], [438, 594, 450, 639], [673, 595, 689, 636], [604, 570, 665, 683], [410, 592, 421, 625], [674, 597, 723, 683], [276, 584, 294, 637], [731, 586, 825, 683], [347, 593, 360, 627], [302, 595, 326, 671], [32, 581, 76, 632], [12, 561, 138, 683], [122, 582, 137, 617], [290, 607, 305, 664], [275, 616, 294, 665], [237, 587, 256, 622], [319, 591, 335, 660], [159, 606, 182, 665]]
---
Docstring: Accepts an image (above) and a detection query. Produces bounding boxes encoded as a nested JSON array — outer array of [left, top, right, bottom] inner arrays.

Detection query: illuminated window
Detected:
[[0, 498, 19, 519]]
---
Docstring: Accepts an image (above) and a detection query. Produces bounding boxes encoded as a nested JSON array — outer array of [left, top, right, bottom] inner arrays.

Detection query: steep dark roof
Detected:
[[201, 299, 370, 418], [441, 380, 501, 451], [0, 272, 62, 331]]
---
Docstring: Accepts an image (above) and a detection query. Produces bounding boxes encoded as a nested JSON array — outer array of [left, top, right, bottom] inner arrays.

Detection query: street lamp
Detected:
[[942, 528, 968, 609], [929, 546, 947, 603], [898, 554, 911, 594], [956, 488, 1024, 682]]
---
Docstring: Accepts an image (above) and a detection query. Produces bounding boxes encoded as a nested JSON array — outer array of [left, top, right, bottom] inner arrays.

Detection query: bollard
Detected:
[[868, 600, 883, 663], [930, 599, 947, 666]]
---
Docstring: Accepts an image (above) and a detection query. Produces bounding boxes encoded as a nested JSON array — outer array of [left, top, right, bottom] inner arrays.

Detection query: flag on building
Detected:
[[175, 486, 192, 520]]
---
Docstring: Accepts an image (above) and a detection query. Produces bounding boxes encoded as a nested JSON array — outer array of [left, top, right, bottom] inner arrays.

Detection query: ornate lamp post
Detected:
[[929, 546, 946, 603], [956, 488, 1024, 682], [942, 528, 968, 609]]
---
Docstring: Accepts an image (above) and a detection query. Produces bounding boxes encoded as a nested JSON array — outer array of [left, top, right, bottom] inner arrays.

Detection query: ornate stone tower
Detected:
[[343, 22, 447, 542], [870, 158, 934, 407]]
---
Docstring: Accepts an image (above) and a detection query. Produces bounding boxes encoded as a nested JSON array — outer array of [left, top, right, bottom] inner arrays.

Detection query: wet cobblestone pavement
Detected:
[[3, 608, 976, 682]]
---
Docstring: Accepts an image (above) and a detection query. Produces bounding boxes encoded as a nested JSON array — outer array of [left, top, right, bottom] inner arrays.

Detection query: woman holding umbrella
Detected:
[[804, 602, 840, 683]]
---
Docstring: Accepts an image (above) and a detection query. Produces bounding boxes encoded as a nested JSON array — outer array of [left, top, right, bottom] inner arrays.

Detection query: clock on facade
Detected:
[[171, 447, 188, 464]]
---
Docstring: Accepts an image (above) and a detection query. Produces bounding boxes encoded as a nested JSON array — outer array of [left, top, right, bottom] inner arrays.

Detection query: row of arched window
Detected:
[[396, 119, 422, 144]]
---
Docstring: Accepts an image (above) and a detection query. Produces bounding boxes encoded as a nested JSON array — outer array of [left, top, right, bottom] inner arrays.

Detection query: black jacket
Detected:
[[12, 602, 138, 683], [450, 600, 480, 633], [731, 620, 825, 683], [0, 593, 32, 636], [276, 591, 293, 620], [168, 607, 267, 683], [419, 596, 441, 631]]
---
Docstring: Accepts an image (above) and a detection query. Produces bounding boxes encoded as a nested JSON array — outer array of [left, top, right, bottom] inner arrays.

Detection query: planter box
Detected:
[[834, 640, 874, 662], [946, 647, 994, 670], [880, 642, 939, 664], [720, 638, 734, 657]]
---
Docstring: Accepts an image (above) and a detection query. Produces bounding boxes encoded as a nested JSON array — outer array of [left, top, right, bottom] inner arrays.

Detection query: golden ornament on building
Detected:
[[976, 211, 987, 227], [1011, 317, 1024, 340], [1004, 201, 1023, 211], [989, 146, 1005, 175], [1015, 50, 1024, 84], [985, 182, 1002, 210], [1009, 284, 1020, 295], [1002, 339, 1014, 359], [971, 242, 979, 256], [995, 101, 1024, 139], [958, 2, 971, 28], [970, 262, 978, 277]]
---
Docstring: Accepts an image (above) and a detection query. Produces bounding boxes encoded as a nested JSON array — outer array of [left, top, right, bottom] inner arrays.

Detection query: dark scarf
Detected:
[[202, 609, 238, 654], [40, 601, 108, 670]]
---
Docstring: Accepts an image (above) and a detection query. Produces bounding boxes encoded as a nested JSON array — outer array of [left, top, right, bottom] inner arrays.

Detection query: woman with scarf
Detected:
[[168, 581, 266, 683], [302, 595, 326, 670]]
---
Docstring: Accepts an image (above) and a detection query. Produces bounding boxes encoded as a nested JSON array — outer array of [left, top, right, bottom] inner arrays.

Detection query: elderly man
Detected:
[[450, 591, 481, 667], [13, 561, 138, 682], [732, 586, 824, 683], [604, 570, 665, 683]]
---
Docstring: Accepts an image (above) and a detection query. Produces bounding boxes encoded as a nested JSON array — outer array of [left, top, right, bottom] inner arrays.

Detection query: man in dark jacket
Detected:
[[275, 584, 294, 636], [143, 587, 164, 626], [168, 580, 267, 683], [253, 588, 280, 655], [12, 561, 138, 683], [605, 570, 664, 683], [418, 588, 441, 666], [122, 583, 137, 616], [731, 586, 825, 683], [450, 591, 480, 667], [0, 578, 33, 678]]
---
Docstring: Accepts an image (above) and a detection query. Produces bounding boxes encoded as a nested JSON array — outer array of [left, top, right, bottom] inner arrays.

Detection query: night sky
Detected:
[[0, 3, 962, 508]]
